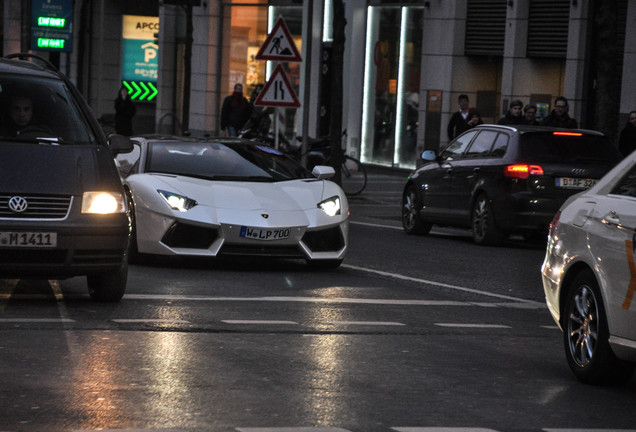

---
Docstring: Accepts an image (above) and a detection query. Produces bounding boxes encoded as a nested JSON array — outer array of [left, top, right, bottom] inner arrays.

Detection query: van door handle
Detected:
[[473, 167, 480, 174]]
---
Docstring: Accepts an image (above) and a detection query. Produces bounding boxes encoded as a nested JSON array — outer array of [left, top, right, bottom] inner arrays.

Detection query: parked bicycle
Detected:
[[239, 122, 367, 196], [288, 135, 367, 196]]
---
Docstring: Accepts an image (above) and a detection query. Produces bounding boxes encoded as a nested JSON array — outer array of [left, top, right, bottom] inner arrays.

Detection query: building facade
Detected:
[[3, 0, 635, 170]]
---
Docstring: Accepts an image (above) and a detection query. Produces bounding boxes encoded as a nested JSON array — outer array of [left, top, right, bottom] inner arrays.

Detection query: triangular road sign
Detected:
[[254, 64, 301, 108], [255, 17, 302, 62]]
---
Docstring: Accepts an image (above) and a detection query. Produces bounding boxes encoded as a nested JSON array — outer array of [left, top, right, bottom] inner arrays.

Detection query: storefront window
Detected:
[[362, 6, 422, 168]]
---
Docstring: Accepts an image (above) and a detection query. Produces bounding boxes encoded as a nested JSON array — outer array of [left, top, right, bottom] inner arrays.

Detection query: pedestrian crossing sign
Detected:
[[255, 17, 302, 62], [254, 64, 301, 108]]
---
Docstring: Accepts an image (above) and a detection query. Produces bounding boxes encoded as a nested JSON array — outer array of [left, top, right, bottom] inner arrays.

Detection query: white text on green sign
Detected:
[[38, 17, 65, 27]]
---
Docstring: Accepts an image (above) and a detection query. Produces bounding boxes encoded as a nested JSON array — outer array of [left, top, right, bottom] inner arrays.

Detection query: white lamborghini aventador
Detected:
[[116, 136, 349, 268]]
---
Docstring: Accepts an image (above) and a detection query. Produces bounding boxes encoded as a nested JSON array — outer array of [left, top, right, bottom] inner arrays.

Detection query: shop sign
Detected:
[[30, 0, 73, 52]]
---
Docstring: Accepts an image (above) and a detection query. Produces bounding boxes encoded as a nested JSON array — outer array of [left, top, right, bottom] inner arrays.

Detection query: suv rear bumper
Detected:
[[494, 193, 563, 233]]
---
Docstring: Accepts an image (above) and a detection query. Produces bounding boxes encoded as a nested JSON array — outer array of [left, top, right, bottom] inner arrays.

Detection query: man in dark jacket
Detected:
[[447, 94, 470, 140], [221, 83, 251, 136], [497, 99, 527, 125], [541, 96, 578, 128]]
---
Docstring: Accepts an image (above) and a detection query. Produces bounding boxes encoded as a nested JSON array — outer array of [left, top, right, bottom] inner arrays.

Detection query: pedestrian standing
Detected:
[[447, 94, 470, 140], [221, 83, 251, 137], [619, 110, 636, 157], [523, 104, 540, 125], [497, 100, 527, 125], [114, 87, 136, 136], [540, 96, 578, 129], [465, 107, 483, 130]]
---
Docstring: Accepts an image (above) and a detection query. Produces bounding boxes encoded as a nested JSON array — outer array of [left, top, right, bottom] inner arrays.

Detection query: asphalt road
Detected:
[[1, 166, 635, 432]]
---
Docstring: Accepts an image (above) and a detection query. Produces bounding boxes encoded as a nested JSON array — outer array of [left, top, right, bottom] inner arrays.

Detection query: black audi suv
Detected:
[[402, 124, 622, 245]]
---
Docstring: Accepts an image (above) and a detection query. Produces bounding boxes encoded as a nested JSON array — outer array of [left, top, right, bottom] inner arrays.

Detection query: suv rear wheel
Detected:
[[402, 185, 432, 235], [472, 194, 505, 245]]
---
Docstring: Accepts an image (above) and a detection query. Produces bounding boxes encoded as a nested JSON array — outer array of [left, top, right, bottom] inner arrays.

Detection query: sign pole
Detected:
[[275, 107, 280, 150]]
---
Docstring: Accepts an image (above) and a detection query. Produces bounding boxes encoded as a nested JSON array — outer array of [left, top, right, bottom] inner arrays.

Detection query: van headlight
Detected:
[[81, 192, 126, 214]]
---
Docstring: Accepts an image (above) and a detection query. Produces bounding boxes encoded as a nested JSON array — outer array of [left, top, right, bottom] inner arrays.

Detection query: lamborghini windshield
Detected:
[[145, 140, 314, 182]]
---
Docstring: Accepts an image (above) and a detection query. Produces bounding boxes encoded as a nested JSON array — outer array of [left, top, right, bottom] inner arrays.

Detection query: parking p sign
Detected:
[[121, 15, 159, 102]]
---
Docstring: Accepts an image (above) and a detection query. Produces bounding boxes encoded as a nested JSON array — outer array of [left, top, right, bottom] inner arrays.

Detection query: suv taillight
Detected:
[[504, 164, 544, 179]]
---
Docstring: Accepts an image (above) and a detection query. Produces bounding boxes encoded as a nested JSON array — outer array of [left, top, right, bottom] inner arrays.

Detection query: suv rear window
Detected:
[[520, 132, 621, 164], [0, 73, 96, 144]]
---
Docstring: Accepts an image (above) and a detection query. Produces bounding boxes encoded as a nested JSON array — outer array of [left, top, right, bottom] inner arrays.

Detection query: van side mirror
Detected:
[[108, 134, 134, 156]]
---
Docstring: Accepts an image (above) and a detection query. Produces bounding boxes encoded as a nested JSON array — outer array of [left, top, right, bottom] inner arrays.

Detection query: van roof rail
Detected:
[[4, 53, 58, 73]]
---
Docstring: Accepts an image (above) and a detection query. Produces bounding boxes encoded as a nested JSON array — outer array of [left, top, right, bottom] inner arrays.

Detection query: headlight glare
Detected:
[[158, 190, 197, 212], [318, 196, 341, 216], [81, 192, 126, 214]]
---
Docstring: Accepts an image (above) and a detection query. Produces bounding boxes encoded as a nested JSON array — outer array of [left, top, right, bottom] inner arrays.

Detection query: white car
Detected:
[[542, 152, 636, 384], [116, 136, 349, 268]]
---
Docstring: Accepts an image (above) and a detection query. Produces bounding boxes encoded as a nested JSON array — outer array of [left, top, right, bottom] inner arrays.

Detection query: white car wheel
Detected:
[[563, 269, 634, 384]]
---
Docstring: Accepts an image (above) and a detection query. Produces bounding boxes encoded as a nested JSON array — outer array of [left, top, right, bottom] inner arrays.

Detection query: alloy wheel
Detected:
[[566, 284, 599, 368]]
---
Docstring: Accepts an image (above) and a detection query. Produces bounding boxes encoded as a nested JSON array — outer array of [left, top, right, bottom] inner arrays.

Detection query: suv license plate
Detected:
[[555, 177, 597, 189], [240, 226, 290, 241], [0, 232, 57, 248]]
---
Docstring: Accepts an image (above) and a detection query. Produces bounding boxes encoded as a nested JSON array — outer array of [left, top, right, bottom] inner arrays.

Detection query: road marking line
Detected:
[[351, 221, 402, 230], [111, 319, 190, 324], [125, 294, 542, 309], [435, 323, 511, 329], [544, 429, 636, 432], [341, 263, 544, 305], [393, 429, 500, 432], [237, 428, 352, 432], [0, 318, 75, 323], [222, 320, 298, 325], [329, 321, 405, 326]]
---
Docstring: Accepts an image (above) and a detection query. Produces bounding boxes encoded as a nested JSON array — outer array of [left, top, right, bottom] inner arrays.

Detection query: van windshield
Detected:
[[0, 74, 96, 144], [520, 132, 621, 164]]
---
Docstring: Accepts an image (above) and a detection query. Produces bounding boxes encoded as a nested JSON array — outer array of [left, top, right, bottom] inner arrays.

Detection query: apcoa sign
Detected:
[[121, 15, 159, 102]]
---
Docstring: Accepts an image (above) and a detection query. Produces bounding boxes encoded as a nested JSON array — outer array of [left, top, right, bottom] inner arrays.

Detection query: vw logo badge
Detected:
[[8, 196, 28, 213]]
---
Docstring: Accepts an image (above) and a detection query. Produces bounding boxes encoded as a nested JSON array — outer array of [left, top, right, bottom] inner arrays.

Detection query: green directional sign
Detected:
[[123, 80, 158, 102]]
